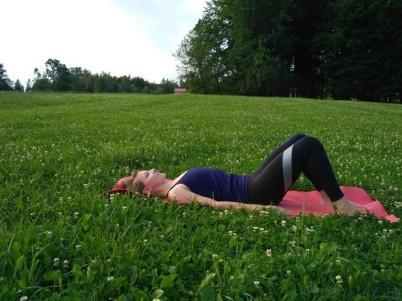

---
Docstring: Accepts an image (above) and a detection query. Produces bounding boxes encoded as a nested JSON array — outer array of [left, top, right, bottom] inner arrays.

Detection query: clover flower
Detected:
[[305, 226, 314, 233], [228, 230, 237, 237], [63, 260, 69, 268], [265, 249, 272, 257], [252, 226, 259, 232], [107, 276, 114, 281], [53, 257, 60, 267], [335, 275, 343, 284]]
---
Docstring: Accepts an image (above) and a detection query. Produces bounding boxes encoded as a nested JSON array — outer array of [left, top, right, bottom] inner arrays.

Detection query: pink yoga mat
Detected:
[[279, 186, 399, 223]]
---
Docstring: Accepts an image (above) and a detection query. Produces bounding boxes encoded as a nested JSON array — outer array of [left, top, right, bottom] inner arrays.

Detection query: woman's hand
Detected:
[[261, 205, 289, 215]]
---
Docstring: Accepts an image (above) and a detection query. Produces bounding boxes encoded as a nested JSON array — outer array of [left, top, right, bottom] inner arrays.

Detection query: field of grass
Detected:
[[0, 92, 401, 300]]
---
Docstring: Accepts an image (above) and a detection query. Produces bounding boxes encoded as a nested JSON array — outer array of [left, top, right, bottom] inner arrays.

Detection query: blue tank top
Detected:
[[170, 167, 249, 203]]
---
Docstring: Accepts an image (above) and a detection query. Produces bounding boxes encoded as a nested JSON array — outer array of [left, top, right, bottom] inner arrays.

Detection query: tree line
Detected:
[[0, 59, 178, 94], [176, 0, 402, 103]]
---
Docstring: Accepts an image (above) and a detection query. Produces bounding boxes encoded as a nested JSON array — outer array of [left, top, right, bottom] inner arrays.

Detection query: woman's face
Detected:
[[130, 169, 166, 194]]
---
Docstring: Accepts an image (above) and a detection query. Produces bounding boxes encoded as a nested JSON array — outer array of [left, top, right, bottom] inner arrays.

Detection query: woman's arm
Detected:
[[166, 185, 288, 214]]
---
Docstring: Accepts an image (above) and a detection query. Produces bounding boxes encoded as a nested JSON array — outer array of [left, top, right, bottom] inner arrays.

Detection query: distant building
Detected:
[[174, 87, 188, 94]]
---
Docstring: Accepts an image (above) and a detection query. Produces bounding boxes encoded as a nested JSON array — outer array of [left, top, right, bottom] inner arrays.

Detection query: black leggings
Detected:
[[248, 134, 344, 205]]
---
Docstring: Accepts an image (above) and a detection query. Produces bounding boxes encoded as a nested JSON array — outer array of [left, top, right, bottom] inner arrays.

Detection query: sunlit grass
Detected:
[[0, 92, 401, 300]]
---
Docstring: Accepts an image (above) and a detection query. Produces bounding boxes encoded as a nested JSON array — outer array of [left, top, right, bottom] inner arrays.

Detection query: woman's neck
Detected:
[[154, 171, 188, 197]]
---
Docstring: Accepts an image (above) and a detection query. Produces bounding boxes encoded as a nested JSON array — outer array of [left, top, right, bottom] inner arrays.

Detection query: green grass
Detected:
[[0, 92, 401, 300]]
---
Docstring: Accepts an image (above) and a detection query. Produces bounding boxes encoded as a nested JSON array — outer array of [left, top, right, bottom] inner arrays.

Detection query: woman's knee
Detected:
[[301, 136, 323, 149]]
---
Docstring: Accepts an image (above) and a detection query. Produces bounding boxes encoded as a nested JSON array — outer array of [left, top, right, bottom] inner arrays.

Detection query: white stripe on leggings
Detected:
[[282, 145, 294, 192]]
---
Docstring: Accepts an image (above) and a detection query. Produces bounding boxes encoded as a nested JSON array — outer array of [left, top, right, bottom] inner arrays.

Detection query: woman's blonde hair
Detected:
[[128, 169, 144, 193], [105, 169, 144, 197]]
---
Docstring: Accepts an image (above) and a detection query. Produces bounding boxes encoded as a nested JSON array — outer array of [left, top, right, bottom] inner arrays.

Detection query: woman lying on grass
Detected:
[[108, 134, 364, 216]]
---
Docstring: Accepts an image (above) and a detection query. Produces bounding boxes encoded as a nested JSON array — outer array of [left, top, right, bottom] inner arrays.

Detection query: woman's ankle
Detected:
[[320, 190, 332, 204]]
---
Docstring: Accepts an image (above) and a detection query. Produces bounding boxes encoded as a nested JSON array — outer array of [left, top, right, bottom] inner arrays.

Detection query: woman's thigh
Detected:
[[248, 153, 285, 205]]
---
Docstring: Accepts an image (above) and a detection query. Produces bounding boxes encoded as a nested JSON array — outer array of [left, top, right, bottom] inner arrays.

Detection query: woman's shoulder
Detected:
[[174, 170, 190, 182], [166, 183, 191, 204]]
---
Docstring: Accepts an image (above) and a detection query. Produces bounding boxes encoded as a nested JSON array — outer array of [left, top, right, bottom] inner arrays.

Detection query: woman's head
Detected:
[[108, 169, 167, 196]]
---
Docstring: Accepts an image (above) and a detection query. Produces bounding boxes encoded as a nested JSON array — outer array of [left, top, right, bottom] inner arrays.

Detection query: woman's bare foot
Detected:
[[320, 191, 365, 216], [275, 206, 290, 215], [332, 197, 365, 216]]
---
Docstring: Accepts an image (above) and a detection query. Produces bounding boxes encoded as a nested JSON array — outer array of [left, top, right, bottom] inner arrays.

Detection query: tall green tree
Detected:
[[176, 0, 233, 94], [176, 0, 310, 96], [285, 0, 333, 98], [132, 76, 147, 93], [13, 79, 24, 92], [229, 0, 293, 96], [325, 0, 402, 102], [0, 63, 13, 91], [69, 67, 94, 92], [26, 79, 32, 92], [118, 76, 132, 92], [32, 68, 52, 91], [44, 59, 71, 91]]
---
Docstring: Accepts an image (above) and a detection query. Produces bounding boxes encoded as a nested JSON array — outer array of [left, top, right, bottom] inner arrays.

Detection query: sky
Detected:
[[0, 0, 208, 86]]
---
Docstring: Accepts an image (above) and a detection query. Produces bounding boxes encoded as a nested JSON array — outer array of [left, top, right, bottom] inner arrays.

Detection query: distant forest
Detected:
[[176, 0, 402, 103], [0, 60, 178, 94]]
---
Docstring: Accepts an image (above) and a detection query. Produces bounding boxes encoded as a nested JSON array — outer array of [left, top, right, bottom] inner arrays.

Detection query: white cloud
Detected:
[[183, 0, 207, 15], [0, 0, 207, 86]]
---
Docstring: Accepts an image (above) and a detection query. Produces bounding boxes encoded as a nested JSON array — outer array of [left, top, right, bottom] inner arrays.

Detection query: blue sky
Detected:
[[115, 0, 204, 49], [0, 0, 207, 86]]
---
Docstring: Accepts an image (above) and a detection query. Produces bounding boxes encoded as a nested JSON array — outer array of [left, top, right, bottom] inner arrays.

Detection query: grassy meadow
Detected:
[[0, 92, 401, 300]]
